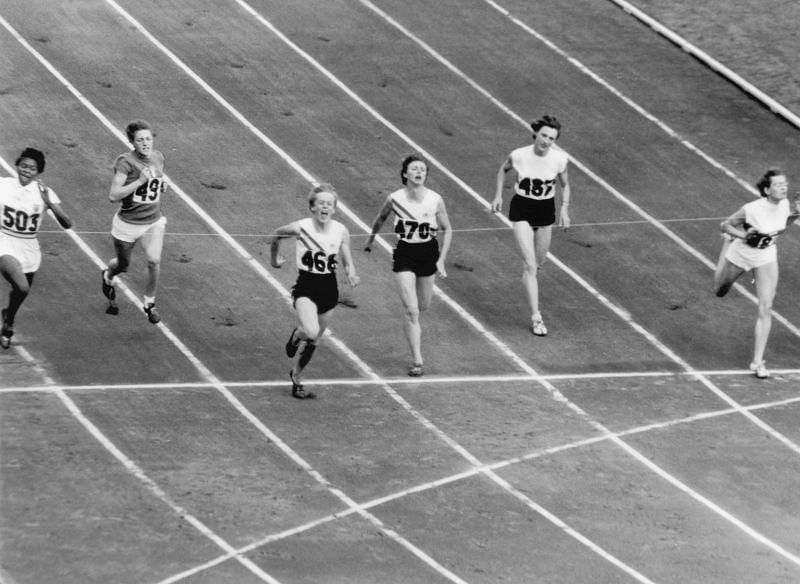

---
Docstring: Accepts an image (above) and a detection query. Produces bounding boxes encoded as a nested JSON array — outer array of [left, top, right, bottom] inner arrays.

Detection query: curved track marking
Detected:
[[3, 3, 800, 582]]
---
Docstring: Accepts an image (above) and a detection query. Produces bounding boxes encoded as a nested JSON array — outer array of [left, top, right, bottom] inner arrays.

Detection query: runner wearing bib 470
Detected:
[[365, 154, 453, 377], [390, 185, 442, 277]]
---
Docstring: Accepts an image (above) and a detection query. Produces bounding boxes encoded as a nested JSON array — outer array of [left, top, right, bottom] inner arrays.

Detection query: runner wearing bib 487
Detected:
[[492, 115, 572, 337]]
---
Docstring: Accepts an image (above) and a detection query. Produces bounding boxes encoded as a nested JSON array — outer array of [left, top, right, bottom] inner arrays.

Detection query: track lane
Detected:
[[4, 1, 800, 584]]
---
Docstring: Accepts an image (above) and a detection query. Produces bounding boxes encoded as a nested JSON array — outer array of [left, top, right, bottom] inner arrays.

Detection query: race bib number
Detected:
[[301, 250, 337, 274], [746, 232, 775, 249], [516, 177, 556, 199], [133, 177, 165, 203], [1, 204, 41, 234], [395, 219, 432, 242]]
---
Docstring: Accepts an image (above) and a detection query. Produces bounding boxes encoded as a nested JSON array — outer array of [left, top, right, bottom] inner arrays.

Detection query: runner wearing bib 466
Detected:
[[271, 184, 360, 399]]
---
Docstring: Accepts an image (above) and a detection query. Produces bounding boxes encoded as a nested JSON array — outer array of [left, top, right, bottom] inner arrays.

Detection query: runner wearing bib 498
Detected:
[[101, 120, 169, 324]]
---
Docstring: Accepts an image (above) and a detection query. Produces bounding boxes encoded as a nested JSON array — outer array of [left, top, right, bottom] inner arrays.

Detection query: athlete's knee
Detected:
[[146, 259, 161, 270], [14, 280, 31, 296], [523, 262, 538, 277], [403, 304, 421, 323], [302, 323, 321, 340], [757, 299, 774, 317]]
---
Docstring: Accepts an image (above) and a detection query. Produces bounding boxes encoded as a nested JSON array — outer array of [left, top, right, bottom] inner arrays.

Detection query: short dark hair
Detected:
[[531, 115, 562, 139], [16, 147, 46, 173], [400, 154, 428, 185], [756, 168, 784, 198], [125, 119, 154, 143]]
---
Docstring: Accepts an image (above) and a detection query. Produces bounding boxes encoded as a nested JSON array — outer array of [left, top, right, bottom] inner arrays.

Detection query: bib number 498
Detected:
[[134, 178, 164, 203]]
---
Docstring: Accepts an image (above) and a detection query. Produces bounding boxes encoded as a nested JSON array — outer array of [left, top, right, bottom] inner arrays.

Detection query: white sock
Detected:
[[144, 296, 155, 307]]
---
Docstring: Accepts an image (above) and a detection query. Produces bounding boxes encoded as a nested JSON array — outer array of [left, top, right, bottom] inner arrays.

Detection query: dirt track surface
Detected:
[[627, 0, 800, 114], [3, 1, 800, 583]]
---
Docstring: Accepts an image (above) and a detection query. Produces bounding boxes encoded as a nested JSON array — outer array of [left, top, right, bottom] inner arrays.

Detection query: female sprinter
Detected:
[[0, 147, 72, 349], [491, 115, 571, 336], [364, 154, 452, 377], [101, 119, 168, 324], [714, 168, 800, 379], [271, 184, 359, 399]]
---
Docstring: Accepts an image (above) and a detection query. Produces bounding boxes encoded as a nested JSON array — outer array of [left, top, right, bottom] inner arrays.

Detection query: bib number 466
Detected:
[[302, 250, 337, 273]]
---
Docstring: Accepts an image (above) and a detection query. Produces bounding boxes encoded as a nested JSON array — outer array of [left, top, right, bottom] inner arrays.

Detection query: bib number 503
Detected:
[[2, 205, 40, 233]]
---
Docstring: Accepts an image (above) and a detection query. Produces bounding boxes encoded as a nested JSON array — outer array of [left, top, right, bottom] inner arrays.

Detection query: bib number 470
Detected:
[[395, 220, 431, 240]]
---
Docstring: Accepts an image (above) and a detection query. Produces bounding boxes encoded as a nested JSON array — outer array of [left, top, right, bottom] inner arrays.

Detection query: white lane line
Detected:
[[479, 0, 757, 191], [102, 1, 800, 579], [233, 0, 800, 451], [83, 0, 800, 577], [0, 27, 472, 584], [0, 160, 283, 584], [159, 392, 800, 584], [6, 5, 798, 582], [219, 0, 800, 572], [356, 0, 800, 458], [605, 0, 800, 129], [3, 367, 800, 395], [359, 0, 800, 339], [1, 2, 652, 581]]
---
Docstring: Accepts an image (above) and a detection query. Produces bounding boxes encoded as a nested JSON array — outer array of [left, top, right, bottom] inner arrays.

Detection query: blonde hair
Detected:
[[308, 183, 338, 208]]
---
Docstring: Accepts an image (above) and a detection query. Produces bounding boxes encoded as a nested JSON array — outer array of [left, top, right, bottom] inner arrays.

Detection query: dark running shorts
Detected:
[[392, 239, 439, 277], [292, 271, 339, 314], [509, 195, 555, 228]]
